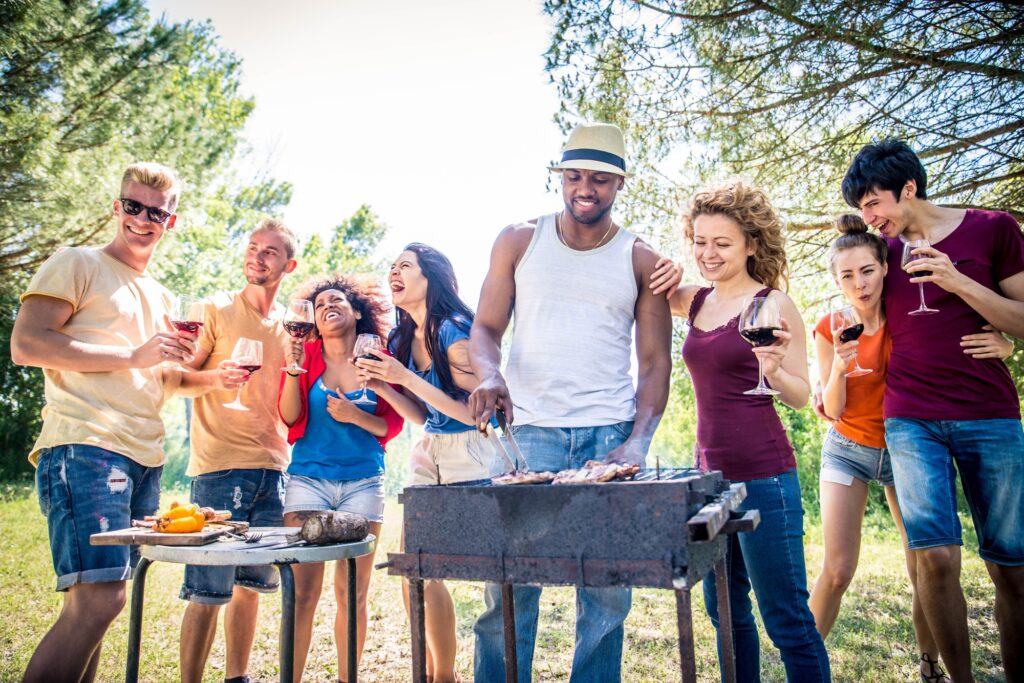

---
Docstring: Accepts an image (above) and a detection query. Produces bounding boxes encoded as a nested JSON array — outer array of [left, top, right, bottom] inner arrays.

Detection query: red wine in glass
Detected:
[[838, 323, 864, 344], [223, 337, 262, 411], [901, 239, 939, 315], [352, 334, 383, 405], [738, 297, 781, 396], [282, 299, 314, 374], [171, 320, 204, 334], [283, 321, 314, 338], [740, 326, 781, 347], [830, 307, 872, 377]]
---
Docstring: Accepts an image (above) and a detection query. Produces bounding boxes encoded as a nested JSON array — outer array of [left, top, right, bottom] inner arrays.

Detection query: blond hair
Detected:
[[254, 218, 298, 259], [120, 162, 181, 210], [682, 179, 789, 291]]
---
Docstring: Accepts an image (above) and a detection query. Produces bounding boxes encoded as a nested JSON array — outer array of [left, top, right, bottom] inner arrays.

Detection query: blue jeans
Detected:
[[181, 469, 286, 604], [703, 469, 830, 682], [35, 444, 162, 591], [885, 417, 1024, 565], [473, 422, 634, 683]]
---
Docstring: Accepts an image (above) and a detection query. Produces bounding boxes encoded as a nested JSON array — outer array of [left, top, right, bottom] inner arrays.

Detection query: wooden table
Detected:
[[110, 528, 375, 683]]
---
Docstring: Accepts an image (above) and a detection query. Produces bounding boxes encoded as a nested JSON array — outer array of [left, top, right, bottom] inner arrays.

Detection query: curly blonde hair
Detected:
[[682, 179, 789, 292]]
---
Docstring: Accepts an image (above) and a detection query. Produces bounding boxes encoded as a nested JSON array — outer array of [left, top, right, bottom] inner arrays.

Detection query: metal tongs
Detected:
[[487, 408, 530, 474]]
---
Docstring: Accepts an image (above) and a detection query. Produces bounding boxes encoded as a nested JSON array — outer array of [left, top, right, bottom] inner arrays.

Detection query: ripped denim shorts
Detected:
[[35, 444, 162, 591]]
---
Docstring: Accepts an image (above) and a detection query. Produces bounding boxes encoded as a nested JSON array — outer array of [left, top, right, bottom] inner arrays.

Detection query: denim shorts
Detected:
[[819, 427, 894, 487], [35, 444, 162, 591], [283, 473, 385, 522], [885, 417, 1024, 565], [180, 469, 286, 605]]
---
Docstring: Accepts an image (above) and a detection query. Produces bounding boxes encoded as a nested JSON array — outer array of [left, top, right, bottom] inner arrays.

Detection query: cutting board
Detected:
[[91, 524, 233, 546]]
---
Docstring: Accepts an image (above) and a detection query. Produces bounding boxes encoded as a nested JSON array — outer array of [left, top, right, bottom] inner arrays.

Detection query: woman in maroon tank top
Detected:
[[667, 180, 831, 681]]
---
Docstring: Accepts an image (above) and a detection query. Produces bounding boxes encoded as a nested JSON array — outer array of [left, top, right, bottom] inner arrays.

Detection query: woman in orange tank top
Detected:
[[809, 215, 1012, 682]]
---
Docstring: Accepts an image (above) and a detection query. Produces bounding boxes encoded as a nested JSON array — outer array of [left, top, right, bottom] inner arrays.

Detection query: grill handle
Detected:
[[721, 509, 761, 535], [687, 482, 747, 543]]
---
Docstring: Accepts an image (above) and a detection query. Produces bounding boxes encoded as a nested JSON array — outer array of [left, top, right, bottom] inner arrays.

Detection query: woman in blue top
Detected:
[[356, 243, 498, 683], [279, 275, 411, 683]]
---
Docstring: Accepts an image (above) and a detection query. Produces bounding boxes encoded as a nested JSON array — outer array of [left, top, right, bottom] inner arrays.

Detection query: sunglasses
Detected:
[[119, 197, 173, 224]]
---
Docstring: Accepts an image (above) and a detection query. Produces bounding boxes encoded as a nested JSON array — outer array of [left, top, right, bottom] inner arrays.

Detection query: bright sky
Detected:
[[147, 0, 567, 303]]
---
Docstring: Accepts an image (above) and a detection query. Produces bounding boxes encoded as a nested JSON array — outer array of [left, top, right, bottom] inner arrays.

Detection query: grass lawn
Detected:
[[0, 482, 1004, 681]]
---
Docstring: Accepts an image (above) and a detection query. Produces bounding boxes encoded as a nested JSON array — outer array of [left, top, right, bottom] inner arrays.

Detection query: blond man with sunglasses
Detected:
[[11, 162, 242, 683]]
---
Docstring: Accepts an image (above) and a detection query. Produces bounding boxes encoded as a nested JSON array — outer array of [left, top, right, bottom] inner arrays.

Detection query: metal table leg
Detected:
[[347, 557, 358, 683], [278, 563, 295, 683], [714, 556, 736, 683], [501, 583, 518, 683], [408, 578, 427, 682], [675, 588, 697, 683], [125, 557, 152, 683]]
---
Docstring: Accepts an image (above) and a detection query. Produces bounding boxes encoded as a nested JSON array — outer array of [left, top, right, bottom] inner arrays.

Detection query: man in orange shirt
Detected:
[[178, 219, 298, 683]]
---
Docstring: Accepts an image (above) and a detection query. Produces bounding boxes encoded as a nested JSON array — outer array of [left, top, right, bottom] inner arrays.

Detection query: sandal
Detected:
[[920, 653, 951, 683]]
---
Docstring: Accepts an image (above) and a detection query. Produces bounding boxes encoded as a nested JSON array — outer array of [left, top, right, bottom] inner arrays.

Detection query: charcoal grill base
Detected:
[[385, 470, 756, 682]]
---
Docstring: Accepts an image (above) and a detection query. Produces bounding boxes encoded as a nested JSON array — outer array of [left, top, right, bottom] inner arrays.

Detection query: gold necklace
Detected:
[[556, 211, 616, 251]]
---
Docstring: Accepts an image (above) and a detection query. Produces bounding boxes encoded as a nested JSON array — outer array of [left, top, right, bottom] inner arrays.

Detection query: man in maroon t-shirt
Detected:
[[843, 139, 1024, 683]]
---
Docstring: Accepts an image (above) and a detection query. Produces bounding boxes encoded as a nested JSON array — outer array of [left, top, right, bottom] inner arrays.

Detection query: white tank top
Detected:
[[506, 212, 638, 427]]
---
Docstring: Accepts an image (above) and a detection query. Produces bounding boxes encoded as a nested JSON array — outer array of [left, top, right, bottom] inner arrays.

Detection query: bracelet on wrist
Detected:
[[286, 371, 301, 378]]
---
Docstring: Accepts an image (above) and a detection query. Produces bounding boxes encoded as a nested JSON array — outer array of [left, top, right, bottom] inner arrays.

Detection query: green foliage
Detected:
[[545, 1, 1024, 229], [0, 0, 278, 477], [286, 203, 390, 298]]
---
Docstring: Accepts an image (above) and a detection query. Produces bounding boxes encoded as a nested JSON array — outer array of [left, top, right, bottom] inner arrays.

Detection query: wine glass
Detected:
[[901, 239, 939, 315], [351, 333, 383, 405], [222, 337, 263, 412], [164, 295, 205, 371], [830, 306, 872, 377], [738, 296, 781, 396], [281, 298, 314, 374]]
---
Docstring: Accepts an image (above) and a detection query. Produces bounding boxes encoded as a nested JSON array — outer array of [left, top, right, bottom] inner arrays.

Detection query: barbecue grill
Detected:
[[381, 467, 760, 682]]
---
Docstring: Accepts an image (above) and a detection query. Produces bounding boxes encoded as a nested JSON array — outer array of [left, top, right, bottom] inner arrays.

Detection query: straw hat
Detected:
[[548, 122, 632, 177]]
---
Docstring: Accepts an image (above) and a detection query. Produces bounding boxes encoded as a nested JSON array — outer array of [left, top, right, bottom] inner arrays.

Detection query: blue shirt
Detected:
[[289, 378, 385, 480], [391, 317, 474, 434]]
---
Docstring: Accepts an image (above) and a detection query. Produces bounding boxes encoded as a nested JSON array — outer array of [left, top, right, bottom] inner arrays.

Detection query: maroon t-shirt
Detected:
[[681, 287, 796, 481], [884, 209, 1024, 420]]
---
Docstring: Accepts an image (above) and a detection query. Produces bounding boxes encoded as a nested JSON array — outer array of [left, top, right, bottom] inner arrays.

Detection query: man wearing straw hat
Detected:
[[468, 122, 675, 681]]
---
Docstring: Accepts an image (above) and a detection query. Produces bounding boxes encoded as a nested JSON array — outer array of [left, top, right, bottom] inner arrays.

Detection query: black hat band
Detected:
[[560, 148, 626, 172]]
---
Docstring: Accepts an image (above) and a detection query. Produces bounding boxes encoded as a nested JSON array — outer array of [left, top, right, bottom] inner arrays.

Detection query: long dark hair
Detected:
[[388, 243, 475, 397]]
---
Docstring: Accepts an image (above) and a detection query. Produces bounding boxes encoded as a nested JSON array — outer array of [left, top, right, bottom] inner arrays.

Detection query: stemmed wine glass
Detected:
[[831, 306, 872, 377], [738, 296, 782, 396], [901, 239, 939, 315], [165, 295, 205, 371], [281, 299, 314, 374], [351, 333, 383, 405], [223, 337, 263, 412]]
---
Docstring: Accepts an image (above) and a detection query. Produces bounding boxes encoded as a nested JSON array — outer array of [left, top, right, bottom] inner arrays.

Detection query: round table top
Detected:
[[139, 527, 377, 566]]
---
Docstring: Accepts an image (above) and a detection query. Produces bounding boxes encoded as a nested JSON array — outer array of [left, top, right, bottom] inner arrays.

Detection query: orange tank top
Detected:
[[814, 313, 891, 449]]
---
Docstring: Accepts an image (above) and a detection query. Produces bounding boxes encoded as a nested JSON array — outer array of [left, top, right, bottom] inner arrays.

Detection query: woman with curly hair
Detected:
[[666, 179, 831, 681], [278, 274, 411, 683]]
